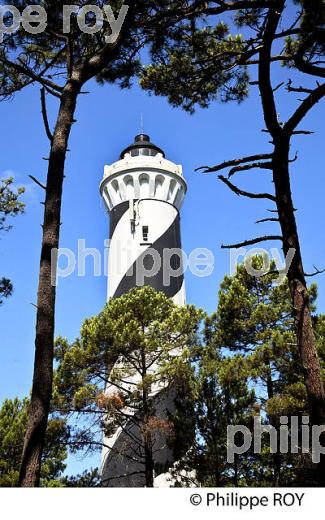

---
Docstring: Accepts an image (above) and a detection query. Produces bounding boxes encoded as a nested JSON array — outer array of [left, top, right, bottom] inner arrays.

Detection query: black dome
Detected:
[[120, 134, 165, 159]]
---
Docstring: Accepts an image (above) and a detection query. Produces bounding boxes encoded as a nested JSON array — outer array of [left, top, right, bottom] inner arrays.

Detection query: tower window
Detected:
[[142, 226, 149, 242]]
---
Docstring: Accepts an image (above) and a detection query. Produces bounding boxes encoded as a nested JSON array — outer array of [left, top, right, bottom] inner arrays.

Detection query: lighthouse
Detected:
[[100, 133, 187, 304], [100, 133, 187, 486]]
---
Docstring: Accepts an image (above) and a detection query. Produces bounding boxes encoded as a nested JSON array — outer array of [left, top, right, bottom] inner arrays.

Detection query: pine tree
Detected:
[[0, 397, 68, 487], [208, 257, 324, 485], [50, 264, 325, 486], [53, 286, 204, 487], [0, 0, 181, 486], [140, 1, 325, 482], [170, 257, 324, 487], [195, 343, 256, 486]]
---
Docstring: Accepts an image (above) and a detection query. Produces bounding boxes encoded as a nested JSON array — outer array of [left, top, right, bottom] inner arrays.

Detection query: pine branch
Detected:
[[304, 265, 325, 277], [2, 57, 63, 94], [228, 161, 273, 177], [219, 175, 276, 201], [44, 86, 62, 99], [258, 1, 285, 140], [289, 152, 298, 163], [79, 5, 133, 83], [197, 153, 272, 173], [28, 175, 46, 191], [255, 217, 280, 224], [286, 80, 313, 94], [273, 81, 284, 93], [202, 0, 275, 16], [47, 30, 74, 78], [294, 31, 325, 79], [292, 130, 314, 135], [284, 82, 325, 134], [102, 470, 145, 483], [221, 235, 283, 249], [40, 88, 53, 142]]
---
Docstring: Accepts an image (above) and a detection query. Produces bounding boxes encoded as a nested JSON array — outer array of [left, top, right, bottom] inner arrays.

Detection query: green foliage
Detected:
[[0, 177, 25, 305], [53, 287, 205, 473], [170, 257, 325, 487], [0, 398, 28, 486], [0, 278, 13, 307], [0, 0, 143, 98], [140, 1, 325, 111], [61, 468, 101, 487], [0, 398, 68, 486], [285, 0, 325, 60], [51, 266, 325, 486], [141, 23, 249, 112], [194, 345, 256, 486], [212, 258, 311, 410], [0, 1, 198, 101], [211, 259, 305, 485], [0, 177, 25, 233]]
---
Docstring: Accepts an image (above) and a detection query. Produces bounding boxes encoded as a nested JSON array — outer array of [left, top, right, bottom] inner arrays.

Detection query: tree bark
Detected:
[[264, 358, 281, 486], [144, 433, 154, 488], [140, 345, 154, 488], [273, 139, 325, 484], [258, 3, 325, 484], [18, 75, 81, 487], [14, 1, 138, 487]]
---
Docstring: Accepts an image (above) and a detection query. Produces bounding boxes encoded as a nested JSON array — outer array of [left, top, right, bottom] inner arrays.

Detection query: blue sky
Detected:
[[0, 61, 324, 474]]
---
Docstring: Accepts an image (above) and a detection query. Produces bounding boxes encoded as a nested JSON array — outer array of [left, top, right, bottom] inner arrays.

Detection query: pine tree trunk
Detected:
[[140, 345, 154, 488], [273, 139, 325, 484], [258, 3, 325, 484], [18, 77, 81, 487], [144, 434, 154, 488], [265, 360, 280, 486], [233, 453, 239, 487]]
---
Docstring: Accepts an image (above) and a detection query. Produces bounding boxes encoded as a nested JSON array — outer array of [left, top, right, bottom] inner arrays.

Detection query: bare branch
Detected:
[[102, 470, 145, 483], [292, 130, 314, 135], [284, 82, 325, 134], [40, 88, 53, 142], [228, 161, 273, 177], [255, 217, 280, 224], [305, 265, 325, 277], [2, 57, 64, 93], [221, 235, 283, 249], [28, 175, 46, 191], [43, 86, 62, 99], [289, 152, 298, 163], [202, 1, 278, 16], [219, 174, 276, 201], [197, 153, 272, 174], [247, 55, 292, 66], [273, 81, 284, 93], [286, 80, 313, 94]]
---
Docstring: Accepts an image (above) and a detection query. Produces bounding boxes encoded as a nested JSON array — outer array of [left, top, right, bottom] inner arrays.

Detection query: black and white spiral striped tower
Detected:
[[100, 134, 188, 487], [100, 133, 187, 305]]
